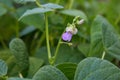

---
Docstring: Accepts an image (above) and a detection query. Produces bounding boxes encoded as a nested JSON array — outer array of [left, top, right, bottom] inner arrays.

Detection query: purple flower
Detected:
[[62, 32, 73, 42]]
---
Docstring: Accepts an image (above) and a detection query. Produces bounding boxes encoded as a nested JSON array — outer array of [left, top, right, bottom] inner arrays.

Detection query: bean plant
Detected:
[[0, 0, 120, 80]]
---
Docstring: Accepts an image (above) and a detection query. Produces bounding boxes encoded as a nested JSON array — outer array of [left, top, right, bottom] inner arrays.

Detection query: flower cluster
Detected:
[[62, 18, 84, 42]]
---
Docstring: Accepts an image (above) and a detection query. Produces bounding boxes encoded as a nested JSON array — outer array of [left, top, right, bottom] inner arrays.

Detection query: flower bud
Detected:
[[66, 26, 78, 35], [77, 19, 84, 25]]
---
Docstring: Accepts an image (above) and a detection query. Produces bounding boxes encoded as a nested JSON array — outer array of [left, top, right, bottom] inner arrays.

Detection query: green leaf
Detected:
[[19, 8, 53, 20], [14, 0, 35, 4], [35, 45, 85, 64], [20, 26, 36, 37], [33, 65, 68, 80], [6, 56, 21, 76], [89, 15, 120, 60], [0, 59, 8, 76], [20, 14, 44, 31], [42, 3, 63, 9], [56, 63, 77, 80], [0, 5, 7, 16], [27, 57, 44, 78], [0, 0, 13, 8], [77, 43, 90, 57], [35, 47, 49, 64], [8, 77, 32, 80], [102, 18, 120, 60], [60, 9, 87, 21], [55, 45, 85, 64], [89, 15, 104, 57], [74, 57, 120, 80], [9, 38, 29, 71]]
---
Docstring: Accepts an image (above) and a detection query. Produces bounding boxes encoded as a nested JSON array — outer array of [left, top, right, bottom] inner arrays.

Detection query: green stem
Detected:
[[52, 30, 66, 65], [35, 0, 41, 7], [45, 13, 52, 62], [19, 72, 23, 78], [68, 0, 74, 9], [52, 38, 62, 64], [60, 41, 72, 46], [101, 51, 106, 60]]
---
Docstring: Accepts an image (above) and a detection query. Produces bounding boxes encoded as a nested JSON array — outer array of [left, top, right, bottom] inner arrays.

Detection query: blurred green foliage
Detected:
[[0, 0, 119, 49]]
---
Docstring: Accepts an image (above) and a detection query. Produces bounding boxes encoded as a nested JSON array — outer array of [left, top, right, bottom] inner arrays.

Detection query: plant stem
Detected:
[[52, 38, 62, 64], [19, 72, 23, 78], [35, 0, 41, 7], [68, 0, 74, 9], [101, 51, 106, 60], [45, 13, 52, 62]]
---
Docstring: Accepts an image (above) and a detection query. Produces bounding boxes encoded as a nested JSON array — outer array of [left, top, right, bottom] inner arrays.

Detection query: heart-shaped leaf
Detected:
[[74, 57, 120, 80], [89, 15, 120, 60], [89, 15, 104, 57], [0, 59, 8, 76], [102, 21, 120, 60], [33, 65, 68, 80]]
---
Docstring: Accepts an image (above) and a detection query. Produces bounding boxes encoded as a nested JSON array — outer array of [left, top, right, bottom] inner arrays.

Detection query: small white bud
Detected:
[[72, 28, 78, 35], [66, 26, 73, 32], [77, 19, 84, 25], [66, 26, 78, 35]]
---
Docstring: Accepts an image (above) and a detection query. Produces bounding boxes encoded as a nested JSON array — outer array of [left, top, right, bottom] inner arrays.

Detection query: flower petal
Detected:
[[62, 32, 73, 42]]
